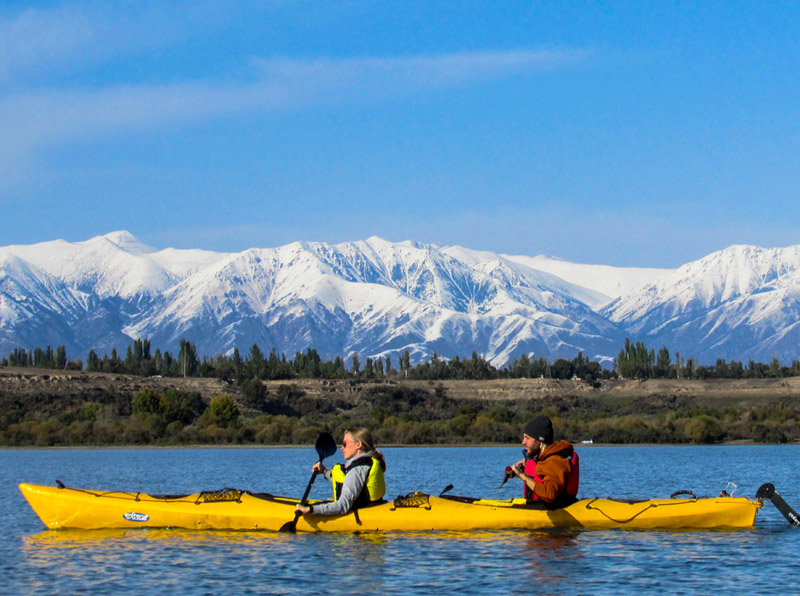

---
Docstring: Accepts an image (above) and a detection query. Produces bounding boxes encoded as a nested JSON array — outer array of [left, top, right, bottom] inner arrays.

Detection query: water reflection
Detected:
[[24, 528, 305, 547], [518, 530, 584, 592]]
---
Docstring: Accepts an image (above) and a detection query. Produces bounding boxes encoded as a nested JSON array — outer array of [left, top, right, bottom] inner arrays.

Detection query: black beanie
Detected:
[[523, 416, 553, 444]]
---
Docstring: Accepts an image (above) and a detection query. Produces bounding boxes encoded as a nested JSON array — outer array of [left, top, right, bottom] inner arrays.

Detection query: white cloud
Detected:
[[5, 48, 589, 142], [252, 49, 589, 95], [0, 5, 95, 81], [0, 48, 590, 194]]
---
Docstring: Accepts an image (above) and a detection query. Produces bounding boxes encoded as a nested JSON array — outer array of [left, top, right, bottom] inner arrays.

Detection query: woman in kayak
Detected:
[[295, 427, 386, 516]]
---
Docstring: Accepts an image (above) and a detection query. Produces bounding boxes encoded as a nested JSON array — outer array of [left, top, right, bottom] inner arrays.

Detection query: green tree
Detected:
[[616, 338, 654, 379], [769, 356, 783, 378], [86, 350, 100, 372], [159, 389, 202, 424], [654, 346, 671, 378], [153, 349, 163, 374], [552, 359, 574, 380], [55, 346, 67, 369], [683, 415, 724, 444], [8, 347, 29, 367], [248, 343, 266, 379], [240, 378, 267, 410], [400, 350, 411, 378], [204, 395, 241, 427], [160, 350, 174, 376], [132, 389, 162, 416], [178, 339, 199, 377], [512, 353, 532, 378]]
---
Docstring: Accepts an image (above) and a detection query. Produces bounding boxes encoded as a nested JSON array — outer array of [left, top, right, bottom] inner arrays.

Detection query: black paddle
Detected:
[[756, 482, 800, 526], [279, 431, 337, 533]]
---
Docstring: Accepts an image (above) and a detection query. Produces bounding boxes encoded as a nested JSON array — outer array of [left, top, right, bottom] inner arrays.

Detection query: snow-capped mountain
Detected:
[[1, 232, 799, 366], [122, 236, 624, 364], [601, 245, 800, 364]]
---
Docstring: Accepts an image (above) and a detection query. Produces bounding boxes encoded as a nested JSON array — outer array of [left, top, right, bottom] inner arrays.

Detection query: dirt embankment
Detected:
[[0, 369, 233, 398], [0, 369, 236, 418], [266, 376, 800, 406], [3, 368, 800, 412]]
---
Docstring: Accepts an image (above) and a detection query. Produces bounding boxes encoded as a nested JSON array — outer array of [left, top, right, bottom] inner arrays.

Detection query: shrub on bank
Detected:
[[2, 381, 800, 447]]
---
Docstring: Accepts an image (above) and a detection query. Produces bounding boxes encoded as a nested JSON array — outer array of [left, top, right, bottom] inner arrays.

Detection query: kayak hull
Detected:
[[19, 483, 762, 532]]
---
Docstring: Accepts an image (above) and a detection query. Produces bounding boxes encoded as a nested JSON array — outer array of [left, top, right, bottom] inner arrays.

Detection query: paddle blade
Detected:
[[279, 511, 301, 533], [316, 432, 337, 461], [499, 466, 514, 489], [757, 483, 800, 526]]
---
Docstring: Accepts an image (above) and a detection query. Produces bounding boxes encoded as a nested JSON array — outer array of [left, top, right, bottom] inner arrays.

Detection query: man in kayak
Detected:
[[295, 427, 386, 517], [509, 415, 579, 508]]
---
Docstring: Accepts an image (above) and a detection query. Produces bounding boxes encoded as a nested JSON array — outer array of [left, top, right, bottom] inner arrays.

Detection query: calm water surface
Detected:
[[3, 445, 800, 594]]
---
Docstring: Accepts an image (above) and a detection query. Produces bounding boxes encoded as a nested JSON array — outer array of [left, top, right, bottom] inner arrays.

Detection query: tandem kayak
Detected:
[[18, 481, 780, 532]]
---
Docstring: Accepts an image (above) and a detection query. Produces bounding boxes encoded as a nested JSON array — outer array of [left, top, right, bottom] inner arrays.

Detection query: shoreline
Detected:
[[2, 440, 796, 451]]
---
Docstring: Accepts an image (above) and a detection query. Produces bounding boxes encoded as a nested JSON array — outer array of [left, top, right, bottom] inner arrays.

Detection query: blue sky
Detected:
[[1, 1, 798, 267]]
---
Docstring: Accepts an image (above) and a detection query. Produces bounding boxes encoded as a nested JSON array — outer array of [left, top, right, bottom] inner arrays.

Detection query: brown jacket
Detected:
[[530, 440, 575, 504]]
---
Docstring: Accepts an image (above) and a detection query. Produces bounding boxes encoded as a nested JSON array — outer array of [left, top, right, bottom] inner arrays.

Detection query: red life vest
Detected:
[[523, 447, 579, 503]]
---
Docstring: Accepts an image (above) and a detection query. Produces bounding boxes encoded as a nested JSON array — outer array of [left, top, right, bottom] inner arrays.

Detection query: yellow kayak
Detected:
[[19, 482, 762, 532]]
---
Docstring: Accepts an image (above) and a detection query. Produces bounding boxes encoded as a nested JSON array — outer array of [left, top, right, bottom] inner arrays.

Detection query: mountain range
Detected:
[[2, 231, 799, 367]]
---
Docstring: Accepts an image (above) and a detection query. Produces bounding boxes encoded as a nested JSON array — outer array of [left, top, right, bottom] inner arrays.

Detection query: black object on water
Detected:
[[756, 482, 800, 526]]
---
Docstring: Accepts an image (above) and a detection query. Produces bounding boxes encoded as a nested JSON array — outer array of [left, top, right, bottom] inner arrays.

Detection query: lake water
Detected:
[[3, 445, 800, 594]]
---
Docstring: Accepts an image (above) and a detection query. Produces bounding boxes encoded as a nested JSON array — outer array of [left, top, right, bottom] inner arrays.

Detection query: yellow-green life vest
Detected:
[[330, 456, 386, 508]]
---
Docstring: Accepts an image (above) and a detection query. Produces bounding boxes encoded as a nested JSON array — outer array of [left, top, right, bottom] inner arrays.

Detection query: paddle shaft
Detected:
[[278, 433, 336, 533], [279, 431, 337, 533], [300, 469, 319, 505], [282, 470, 319, 530]]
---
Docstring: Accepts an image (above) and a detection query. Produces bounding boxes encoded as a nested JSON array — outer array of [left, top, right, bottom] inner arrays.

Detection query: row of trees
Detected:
[[4, 338, 800, 382], [5, 346, 74, 370], [616, 338, 800, 380], [84, 339, 200, 377]]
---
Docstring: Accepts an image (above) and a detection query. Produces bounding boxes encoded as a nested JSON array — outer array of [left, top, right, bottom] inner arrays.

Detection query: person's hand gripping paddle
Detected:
[[279, 432, 337, 533]]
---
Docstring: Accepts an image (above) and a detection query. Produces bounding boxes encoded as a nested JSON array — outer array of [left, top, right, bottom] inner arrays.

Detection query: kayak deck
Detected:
[[19, 482, 762, 532]]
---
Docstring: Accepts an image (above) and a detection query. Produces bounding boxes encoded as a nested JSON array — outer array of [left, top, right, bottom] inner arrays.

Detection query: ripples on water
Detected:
[[4, 446, 800, 595]]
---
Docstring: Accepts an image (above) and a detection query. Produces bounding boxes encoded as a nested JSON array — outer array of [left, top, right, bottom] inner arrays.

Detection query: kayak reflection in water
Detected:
[[295, 427, 387, 517], [508, 416, 580, 508]]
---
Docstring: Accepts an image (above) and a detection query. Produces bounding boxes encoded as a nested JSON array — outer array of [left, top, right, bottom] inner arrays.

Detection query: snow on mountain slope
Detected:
[[602, 245, 800, 362], [1, 232, 175, 299], [0, 254, 88, 353], [102, 230, 156, 255], [124, 238, 623, 364], [0, 254, 84, 325], [444, 245, 611, 309], [503, 253, 670, 306], [148, 247, 230, 279]]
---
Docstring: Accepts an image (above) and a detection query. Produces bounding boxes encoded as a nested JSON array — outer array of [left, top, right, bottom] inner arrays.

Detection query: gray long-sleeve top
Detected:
[[312, 450, 376, 516]]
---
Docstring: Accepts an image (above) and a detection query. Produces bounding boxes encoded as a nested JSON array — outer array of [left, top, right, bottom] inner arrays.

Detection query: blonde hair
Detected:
[[345, 427, 386, 471]]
